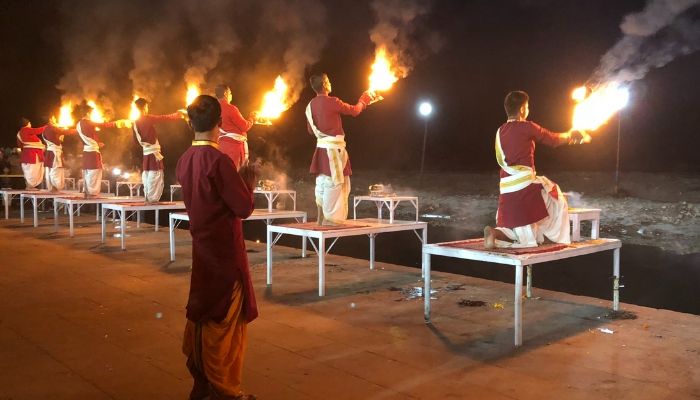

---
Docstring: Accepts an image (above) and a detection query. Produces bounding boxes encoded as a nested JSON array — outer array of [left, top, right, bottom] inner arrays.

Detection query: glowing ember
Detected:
[[186, 84, 200, 106], [368, 46, 399, 93], [112, 167, 122, 176], [87, 100, 105, 123], [257, 75, 290, 123], [571, 83, 629, 131], [571, 86, 588, 102], [129, 95, 141, 120], [55, 102, 75, 128]]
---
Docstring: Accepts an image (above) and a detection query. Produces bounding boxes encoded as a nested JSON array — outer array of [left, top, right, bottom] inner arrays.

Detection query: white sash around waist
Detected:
[[495, 127, 535, 194], [45, 141, 63, 168], [16, 131, 46, 151], [134, 122, 163, 161], [306, 103, 347, 185], [219, 129, 249, 159], [77, 121, 100, 153]]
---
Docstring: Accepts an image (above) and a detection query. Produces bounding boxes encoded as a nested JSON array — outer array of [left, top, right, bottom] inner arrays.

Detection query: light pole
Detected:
[[613, 88, 629, 196], [418, 101, 433, 176]]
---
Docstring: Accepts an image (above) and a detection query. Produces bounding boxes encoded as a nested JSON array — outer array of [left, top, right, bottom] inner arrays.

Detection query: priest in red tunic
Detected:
[[215, 84, 256, 170], [177, 94, 258, 400], [132, 98, 185, 202], [43, 120, 77, 192], [16, 118, 47, 190], [306, 73, 373, 225], [73, 102, 130, 196], [484, 91, 589, 248]]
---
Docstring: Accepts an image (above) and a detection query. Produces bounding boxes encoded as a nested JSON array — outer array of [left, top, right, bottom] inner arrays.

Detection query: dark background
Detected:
[[1, 0, 698, 176]]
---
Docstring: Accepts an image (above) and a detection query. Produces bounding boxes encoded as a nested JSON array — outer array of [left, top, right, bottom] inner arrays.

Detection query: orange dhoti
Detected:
[[183, 280, 248, 399]]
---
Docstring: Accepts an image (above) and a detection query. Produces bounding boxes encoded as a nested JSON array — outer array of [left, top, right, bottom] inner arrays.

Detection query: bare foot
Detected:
[[484, 226, 496, 249]]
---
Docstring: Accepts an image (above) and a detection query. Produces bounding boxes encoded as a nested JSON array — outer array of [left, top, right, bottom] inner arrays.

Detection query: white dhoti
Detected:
[[315, 174, 351, 224], [21, 160, 44, 188], [45, 167, 65, 191], [495, 176, 570, 248], [142, 170, 164, 202], [83, 169, 103, 195]]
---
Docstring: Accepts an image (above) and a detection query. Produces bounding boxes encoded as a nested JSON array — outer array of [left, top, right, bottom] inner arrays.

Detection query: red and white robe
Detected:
[[133, 113, 180, 201], [17, 126, 47, 188], [218, 99, 253, 171], [43, 124, 76, 191], [494, 120, 570, 247], [77, 119, 116, 195], [306, 94, 365, 223]]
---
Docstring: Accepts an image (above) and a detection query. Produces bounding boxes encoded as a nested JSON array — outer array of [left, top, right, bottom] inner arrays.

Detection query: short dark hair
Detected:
[[504, 91, 529, 117], [187, 95, 221, 132], [309, 73, 327, 94], [19, 117, 30, 128], [134, 97, 149, 111], [214, 84, 230, 99], [72, 101, 93, 120]]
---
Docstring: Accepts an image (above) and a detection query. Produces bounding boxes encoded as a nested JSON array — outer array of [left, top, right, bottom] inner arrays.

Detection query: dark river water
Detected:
[[239, 222, 700, 316]]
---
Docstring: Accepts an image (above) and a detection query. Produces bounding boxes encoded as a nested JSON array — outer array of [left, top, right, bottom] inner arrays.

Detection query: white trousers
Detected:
[[83, 169, 103, 195], [142, 170, 164, 202], [495, 179, 570, 248], [45, 167, 65, 191], [315, 174, 350, 224], [21, 161, 44, 188]]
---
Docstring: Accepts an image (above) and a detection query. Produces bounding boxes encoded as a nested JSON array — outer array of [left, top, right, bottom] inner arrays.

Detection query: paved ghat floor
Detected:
[[0, 210, 698, 399]]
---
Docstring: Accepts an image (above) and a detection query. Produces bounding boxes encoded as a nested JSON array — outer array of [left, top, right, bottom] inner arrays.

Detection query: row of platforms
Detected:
[[1, 188, 620, 346]]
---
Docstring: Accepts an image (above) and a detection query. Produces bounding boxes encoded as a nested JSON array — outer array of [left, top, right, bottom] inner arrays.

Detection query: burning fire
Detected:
[[129, 95, 141, 120], [87, 100, 105, 123], [368, 46, 399, 93], [186, 84, 200, 106], [256, 75, 290, 123], [571, 83, 629, 131], [54, 101, 75, 128]]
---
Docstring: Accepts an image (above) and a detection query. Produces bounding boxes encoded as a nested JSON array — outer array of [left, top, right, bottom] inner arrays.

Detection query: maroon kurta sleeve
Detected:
[[214, 156, 254, 219], [332, 96, 365, 117], [531, 122, 564, 147]]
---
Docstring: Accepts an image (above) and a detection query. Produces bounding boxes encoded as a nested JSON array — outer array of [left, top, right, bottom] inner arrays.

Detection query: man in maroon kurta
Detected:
[[132, 98, 185, 202], [176, 94, 258, 400], [306, 73, 373, 225], [43, 121, 77, 191], [216, 84, 256, 170], [17, 118, 47, 189], [485, 91, 589, 248]]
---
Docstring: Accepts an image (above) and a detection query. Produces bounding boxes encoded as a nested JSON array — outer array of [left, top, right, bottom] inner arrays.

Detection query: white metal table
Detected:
[[116, 181, 143, 197], [1, 189, 34, 219], [254, 189, 297, 212], [569, 208, 601, 241], [20, 191, 79, 227], [267, 218, 428, 296], [101, 201, 186, 250], [169, 184, 181, 201], [353, 195, 419, 223], [53, 196, 145, 237], [422, 238, 622, 346], [169, 209, 308, 261]]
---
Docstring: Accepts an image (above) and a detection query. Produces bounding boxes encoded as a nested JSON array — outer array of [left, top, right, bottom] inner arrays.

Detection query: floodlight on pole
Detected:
[[418, 101, 433, 176]]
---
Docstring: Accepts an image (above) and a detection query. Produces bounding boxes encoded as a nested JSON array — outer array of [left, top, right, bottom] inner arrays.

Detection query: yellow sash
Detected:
[[305, 102, 348, 185], [495, 127, 535, 194]]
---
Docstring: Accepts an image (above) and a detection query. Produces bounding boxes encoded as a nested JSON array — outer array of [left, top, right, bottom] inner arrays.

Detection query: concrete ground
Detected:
[[0, 207, 698, 399]]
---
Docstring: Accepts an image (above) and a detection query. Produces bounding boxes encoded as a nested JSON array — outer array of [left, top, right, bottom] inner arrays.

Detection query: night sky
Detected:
[[1, 0, 699, 175]]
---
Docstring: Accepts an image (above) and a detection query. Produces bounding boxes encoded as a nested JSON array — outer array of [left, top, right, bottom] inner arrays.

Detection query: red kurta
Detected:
[[496, 121, 564, 228], [306, 94, 365, 177], [77, 119, 116, 169], [176, 143, 257, 323], [133, 113, 180, 171], [17, 126, 47, 164], [218, 99, 253, 166], [43, 125, 77, 168]]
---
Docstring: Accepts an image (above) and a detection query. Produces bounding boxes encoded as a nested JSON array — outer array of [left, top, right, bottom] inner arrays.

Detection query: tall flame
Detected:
[[55, 101, 75, 128], [186, 84, 200, 106], [368, 46, 399, 92], [257, 75, 290, 121], [129, 95, 141, 120], [87, 100, 105, 123], [571, 83, 629, 131]]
